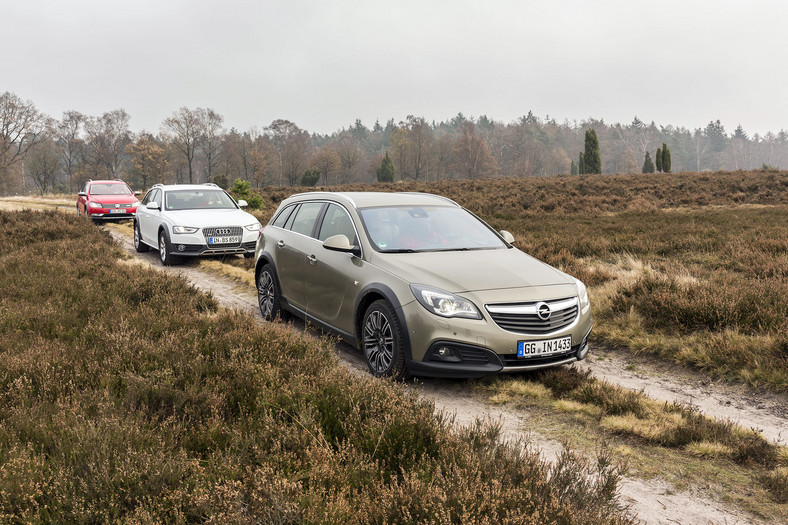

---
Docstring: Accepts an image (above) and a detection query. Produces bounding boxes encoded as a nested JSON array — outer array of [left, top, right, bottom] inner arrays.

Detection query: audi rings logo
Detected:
[[216, 228, 232, 235], [536, 302, 552, 321]]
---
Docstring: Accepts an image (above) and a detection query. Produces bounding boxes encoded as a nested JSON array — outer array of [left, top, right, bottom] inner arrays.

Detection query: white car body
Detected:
[[134, 183, 261, 265]]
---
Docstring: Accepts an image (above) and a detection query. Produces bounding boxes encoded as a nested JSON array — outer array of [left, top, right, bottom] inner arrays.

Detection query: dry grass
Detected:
[[0, 209, 634, 524]]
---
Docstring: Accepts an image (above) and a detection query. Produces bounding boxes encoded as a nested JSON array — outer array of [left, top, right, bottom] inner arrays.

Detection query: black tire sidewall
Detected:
[[258, 265, 281, 321]]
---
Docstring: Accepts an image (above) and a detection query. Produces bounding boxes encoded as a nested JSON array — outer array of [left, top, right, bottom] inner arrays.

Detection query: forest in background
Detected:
[[2, 90, 787, 195]]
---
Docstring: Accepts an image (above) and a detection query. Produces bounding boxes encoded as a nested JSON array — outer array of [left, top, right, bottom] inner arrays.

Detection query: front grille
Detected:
[[100, 203, 133, 208], [486, 297, 578, 335], [202, 226, 243, 247], [241, 241, 256, 250]]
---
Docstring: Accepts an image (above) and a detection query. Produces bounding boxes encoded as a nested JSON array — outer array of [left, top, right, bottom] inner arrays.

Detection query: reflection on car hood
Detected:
[[375, 248, 573, 293], [167, 209, 257, 227]]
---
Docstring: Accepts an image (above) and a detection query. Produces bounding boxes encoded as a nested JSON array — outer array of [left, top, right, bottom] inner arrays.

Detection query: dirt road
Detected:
[[103, 225, 785, 525]]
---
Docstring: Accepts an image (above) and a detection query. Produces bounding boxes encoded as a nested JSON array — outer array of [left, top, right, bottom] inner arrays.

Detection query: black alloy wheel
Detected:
[[257, 264, 282, 321], [362, 300, 407, 378]]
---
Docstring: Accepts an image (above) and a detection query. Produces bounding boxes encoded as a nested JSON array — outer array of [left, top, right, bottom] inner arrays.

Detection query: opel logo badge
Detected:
[[536, 302, 551, 321]]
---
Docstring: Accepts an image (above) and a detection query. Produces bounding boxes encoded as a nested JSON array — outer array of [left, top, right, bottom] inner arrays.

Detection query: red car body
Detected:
[[77, 180, 140, 220]]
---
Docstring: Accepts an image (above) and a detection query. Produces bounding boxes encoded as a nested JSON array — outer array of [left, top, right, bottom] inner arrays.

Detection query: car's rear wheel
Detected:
[[257, 264, 283, 321], [134, 221, 149, 253], [158, 229, 179, 266], [76, 204, 82, 216], [362, 300, 408, 379]]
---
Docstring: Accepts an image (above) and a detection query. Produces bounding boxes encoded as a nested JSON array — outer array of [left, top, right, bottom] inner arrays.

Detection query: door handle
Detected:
[[277, 240, 285, 247], [307, 254, 317, 265]]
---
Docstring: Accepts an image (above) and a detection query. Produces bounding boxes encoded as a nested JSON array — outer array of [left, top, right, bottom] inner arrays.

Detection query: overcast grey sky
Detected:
[[3, 0, 785, 136]]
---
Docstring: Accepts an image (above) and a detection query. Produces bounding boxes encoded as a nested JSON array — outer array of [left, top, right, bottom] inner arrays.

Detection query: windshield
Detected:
[[359, 205, 507, 252], [164, 189, 237, 211], [89, 183, 132, 195]]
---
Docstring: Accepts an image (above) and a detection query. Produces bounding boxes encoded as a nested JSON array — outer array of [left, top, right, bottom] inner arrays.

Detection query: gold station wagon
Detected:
[[254, 192, 592, 378]]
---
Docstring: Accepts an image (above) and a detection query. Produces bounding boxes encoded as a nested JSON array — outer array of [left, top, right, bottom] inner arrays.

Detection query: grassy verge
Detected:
[[0, 210, 633, 523], [476, 369, 788, 520]]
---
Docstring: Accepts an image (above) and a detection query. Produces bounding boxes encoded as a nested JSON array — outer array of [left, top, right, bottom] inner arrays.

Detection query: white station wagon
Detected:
[[134, 183, 262, 265]]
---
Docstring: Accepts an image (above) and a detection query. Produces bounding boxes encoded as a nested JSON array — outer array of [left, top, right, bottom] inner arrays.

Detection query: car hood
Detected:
[[168, 209, 258, 227], [373, 247, 575, 293], [90, 195, 138, 204]]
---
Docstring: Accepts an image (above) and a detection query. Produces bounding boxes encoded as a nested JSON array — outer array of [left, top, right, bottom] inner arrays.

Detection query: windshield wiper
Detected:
[[382, 248, 419, 253]]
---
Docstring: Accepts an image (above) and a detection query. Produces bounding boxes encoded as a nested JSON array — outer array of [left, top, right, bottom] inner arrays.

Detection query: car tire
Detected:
[[76, 204, 81, 216], [257, 264, 284, 321], [362, 300, 408, 379], [134, 221, 150, 253], [158, 229, 179, 266]]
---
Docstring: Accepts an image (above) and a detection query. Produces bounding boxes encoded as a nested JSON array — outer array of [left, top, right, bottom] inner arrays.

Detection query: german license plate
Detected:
[[109, 209, 124, 213], [209, 236, 240, 244], [518, 336, 572, 358]]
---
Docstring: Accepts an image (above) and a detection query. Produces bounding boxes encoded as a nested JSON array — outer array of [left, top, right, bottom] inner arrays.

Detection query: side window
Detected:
[[149, 189, 161, 207], [318, 204, 357, 244], [289, 202, 324, 237], [141, 189, 154, 206], [272, 204, 296, 228]]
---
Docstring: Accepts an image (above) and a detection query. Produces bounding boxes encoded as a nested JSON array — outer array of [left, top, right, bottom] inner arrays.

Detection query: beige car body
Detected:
[[255, 192, 592, 378]]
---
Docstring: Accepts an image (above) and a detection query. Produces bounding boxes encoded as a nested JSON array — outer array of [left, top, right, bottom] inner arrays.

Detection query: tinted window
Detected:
[[89, 182, 132, 195], [141, 189, 155, 205], [272, 204, 296, 228], [289, 202, 324, 237], [318, 204, 357, 244], [164, 189, 236, 211], [359, 205, 506, 252]]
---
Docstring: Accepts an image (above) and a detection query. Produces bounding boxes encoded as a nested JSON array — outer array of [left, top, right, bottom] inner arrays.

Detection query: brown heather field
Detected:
[[0, 212, 633, 522], [253, 170, 788, 391]]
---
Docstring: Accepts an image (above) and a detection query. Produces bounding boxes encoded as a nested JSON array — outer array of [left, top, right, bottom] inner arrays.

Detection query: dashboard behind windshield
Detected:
[[164, 190, 237, 211], [359, 205, 506, 252]]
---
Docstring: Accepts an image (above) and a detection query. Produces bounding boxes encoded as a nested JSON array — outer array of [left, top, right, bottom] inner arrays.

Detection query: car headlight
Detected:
[[575, 278, 590, 313], [88, 202, 101, 208], [172, 225, 199, 234], [410, 284, 482, 319], [131, 200, 141, 207], [245, 222, 262, 231]]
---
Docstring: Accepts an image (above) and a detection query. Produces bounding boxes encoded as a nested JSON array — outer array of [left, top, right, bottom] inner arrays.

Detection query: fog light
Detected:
[[177, 244, 185, 252], [437, 346, 455, 358]]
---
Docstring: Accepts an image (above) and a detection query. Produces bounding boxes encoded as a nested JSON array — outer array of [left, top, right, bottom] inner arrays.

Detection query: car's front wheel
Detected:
[[134, 221, 149, 253], [158, 229, 179, 266], [257, 264, 283, 321], [362, 300, 408, 379]]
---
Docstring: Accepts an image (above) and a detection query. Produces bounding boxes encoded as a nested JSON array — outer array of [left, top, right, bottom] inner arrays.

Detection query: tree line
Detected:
[[2, 91, 787, 195]]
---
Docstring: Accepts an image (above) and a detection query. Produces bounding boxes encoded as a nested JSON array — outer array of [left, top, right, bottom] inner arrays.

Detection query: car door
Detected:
[[274, 201, 325, 312], [138, 188, 161, 245], [306, 203, 362, 334]]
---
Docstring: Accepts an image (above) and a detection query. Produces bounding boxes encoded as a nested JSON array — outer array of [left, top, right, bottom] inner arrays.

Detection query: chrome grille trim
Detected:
[[202, 226, 243, 246], [485, 297, 579, 335]]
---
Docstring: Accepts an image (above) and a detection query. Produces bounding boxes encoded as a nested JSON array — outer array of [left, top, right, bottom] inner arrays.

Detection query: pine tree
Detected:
[[570, 159, 578, 175], [578, 152, 585, 175], [662, 143, 671, 173], [655, 147, 663, 172], [583, 129, 601, 174], [376, 151, 395, 182], [642, 151, 655, 173]]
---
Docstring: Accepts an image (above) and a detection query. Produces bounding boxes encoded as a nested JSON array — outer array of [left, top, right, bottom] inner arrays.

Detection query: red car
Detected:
[[77, 179, 140, 220]]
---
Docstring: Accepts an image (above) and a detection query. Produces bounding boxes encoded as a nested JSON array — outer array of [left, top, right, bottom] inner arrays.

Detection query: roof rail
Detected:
[[400, 191, 459, 206], [152, 183, 164, 188], [205, 183, 219, 187]]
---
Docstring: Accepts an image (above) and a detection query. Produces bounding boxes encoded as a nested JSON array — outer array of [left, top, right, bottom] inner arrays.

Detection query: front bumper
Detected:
[[169, 229, 258, 257], [401, 295, 593, 378], [87, 209, 137, 220]]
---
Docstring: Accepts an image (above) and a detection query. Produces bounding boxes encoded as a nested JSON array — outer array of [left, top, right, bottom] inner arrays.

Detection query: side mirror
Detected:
[[78, 191, 87, 197], [146, 201, 160, 210], [323, 234, 360, 256], [237, 199, 248, 207], [500, 230, 515, 244]]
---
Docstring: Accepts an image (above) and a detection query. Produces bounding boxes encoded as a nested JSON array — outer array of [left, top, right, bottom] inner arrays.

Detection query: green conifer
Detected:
[[662, 143, 671, 173], [376, 151, 395, 182], [584, 129, 601, 174], [642, 151, 655, 173], [655, 147, 663, 172], [578, 152, 585, 175]]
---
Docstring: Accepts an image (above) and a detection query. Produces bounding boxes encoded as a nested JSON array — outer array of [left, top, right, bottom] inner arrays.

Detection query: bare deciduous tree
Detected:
[[162, 107, 202, 183], [0, 92, 50, 194]]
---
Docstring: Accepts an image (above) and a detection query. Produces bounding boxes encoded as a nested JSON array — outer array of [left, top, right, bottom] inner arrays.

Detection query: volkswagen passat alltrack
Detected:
[[134, 183, 262, 266], [77, 179, 140, 220], [255, 192, 592, 379]]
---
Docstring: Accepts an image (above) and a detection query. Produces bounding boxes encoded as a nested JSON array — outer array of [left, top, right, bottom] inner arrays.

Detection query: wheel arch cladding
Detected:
[[355, 283, 413, 361]]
